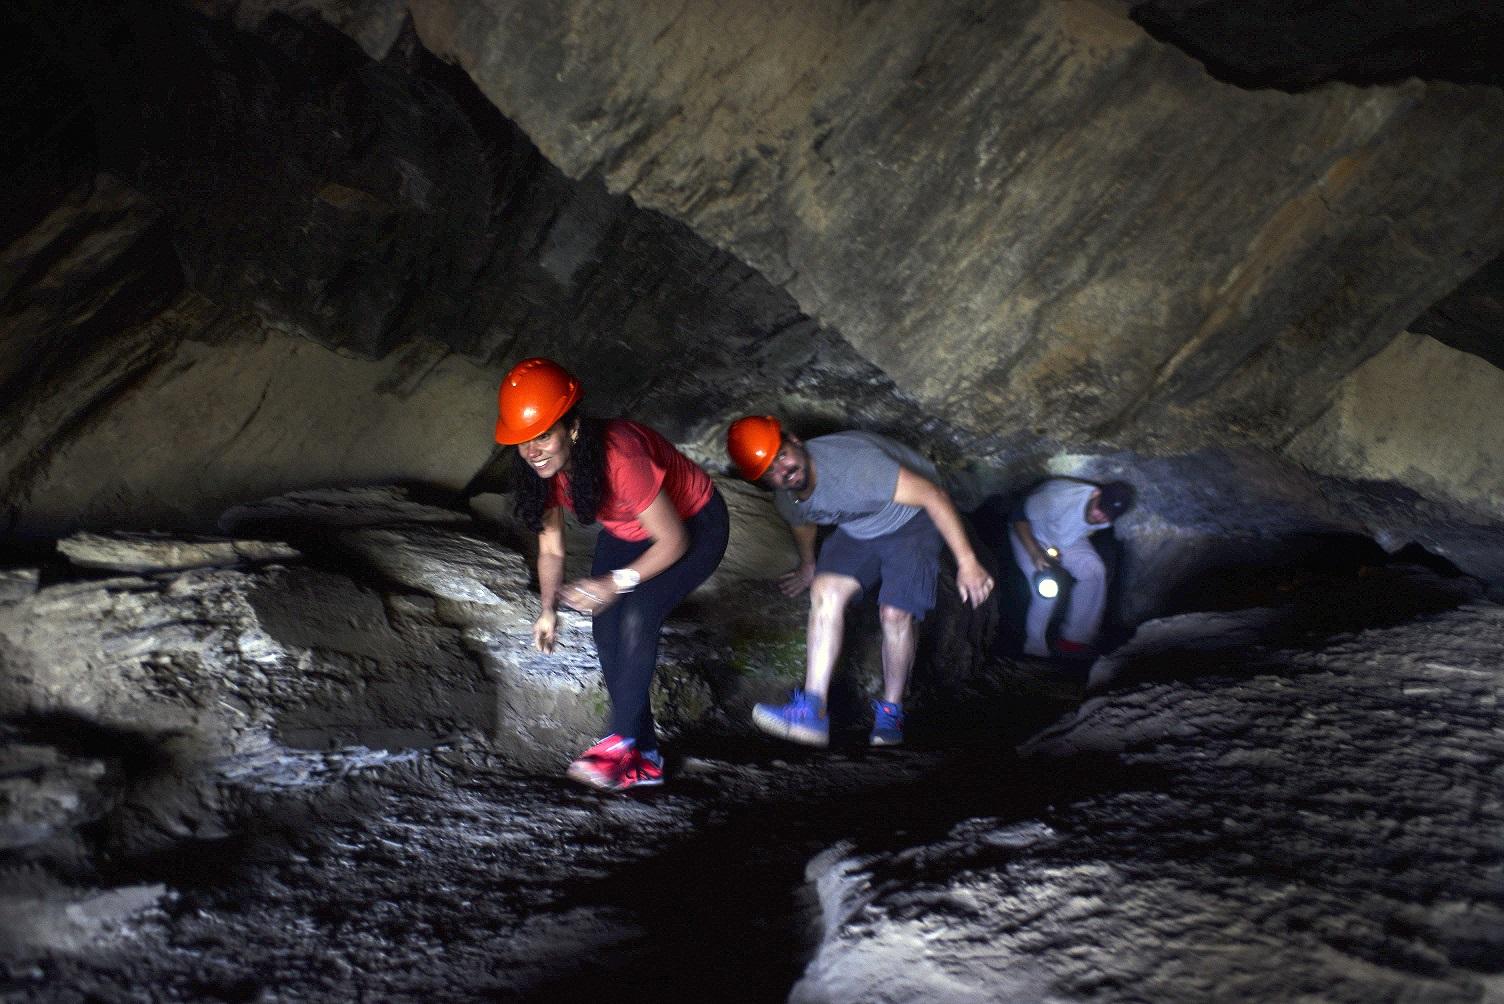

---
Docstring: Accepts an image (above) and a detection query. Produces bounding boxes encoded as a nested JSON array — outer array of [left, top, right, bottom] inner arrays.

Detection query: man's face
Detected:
[[759, 437, 809, 493], [1085, 490, 1112, 526]]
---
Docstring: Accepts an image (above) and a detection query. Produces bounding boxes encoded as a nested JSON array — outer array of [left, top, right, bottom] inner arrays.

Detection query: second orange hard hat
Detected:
[[727, 414, 782, 481], [495, 357, 582, 445]]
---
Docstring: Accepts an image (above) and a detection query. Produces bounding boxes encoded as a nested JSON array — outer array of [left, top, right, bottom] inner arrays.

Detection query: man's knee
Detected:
[[811, 573, 861, 610], [878, 605, 915, 631]]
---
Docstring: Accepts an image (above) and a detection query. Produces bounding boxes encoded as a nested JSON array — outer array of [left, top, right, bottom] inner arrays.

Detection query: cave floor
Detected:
[[7, 574, 1504, 1003], [15, 727, 1073, 1002]]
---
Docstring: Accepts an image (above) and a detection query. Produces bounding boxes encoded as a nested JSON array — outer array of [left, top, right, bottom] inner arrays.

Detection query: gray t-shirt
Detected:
[[1023, 478, 1102, 550], [774, 431, 938, 540]]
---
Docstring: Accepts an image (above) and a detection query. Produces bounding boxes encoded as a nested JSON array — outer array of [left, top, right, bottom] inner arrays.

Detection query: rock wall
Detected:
[[1285, 331, 1504, 515], [0, 5, 993, 536], [341, 0, 1504, 451], [5, 0, 1503, 610]]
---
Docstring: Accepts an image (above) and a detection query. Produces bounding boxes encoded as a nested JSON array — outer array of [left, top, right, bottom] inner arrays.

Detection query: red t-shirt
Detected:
[[549, 419, 714, 542]]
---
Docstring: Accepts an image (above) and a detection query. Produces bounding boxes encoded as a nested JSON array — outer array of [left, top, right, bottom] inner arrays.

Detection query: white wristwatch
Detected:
[[611, 568, 641, 593]]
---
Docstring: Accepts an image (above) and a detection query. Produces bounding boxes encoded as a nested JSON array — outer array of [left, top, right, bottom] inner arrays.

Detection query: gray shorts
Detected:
[[815, 511, 942, 619]]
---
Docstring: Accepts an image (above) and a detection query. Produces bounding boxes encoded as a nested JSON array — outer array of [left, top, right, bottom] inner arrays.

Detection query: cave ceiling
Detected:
[[1, 0, 1503, 534], [251, 0, 1504, 450]]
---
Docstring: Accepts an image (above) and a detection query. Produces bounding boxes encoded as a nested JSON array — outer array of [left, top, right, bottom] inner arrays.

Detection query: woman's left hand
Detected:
[[559, 575, 620, 616]]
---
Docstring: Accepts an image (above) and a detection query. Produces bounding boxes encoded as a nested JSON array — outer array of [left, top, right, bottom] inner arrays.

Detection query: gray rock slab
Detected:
[[0, 568, 39, 604], [385, 0, 1504, 456], [0, 871, 167, 959], [58, 531, 300, 573], [220, 485, 473, 533]]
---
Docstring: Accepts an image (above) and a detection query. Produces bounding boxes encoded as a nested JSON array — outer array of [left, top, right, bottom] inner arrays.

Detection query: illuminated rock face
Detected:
[[365, 0, 1504, 451], [0, 4, 989, 534], [1286, 331, 1504, 513]]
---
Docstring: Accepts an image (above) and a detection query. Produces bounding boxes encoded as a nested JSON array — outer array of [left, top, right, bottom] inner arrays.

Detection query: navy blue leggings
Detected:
[[590, 489, 728, 752]]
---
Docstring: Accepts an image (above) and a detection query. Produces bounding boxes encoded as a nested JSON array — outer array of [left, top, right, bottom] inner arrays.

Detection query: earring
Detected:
[[570, 429, 578, 443]]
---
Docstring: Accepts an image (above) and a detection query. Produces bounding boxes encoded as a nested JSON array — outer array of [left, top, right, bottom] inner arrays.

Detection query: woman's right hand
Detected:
[[533, 609, 558, 653]]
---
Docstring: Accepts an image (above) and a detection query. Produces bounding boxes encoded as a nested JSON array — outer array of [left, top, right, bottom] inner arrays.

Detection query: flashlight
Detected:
[[1033, 547, 1062, 598]]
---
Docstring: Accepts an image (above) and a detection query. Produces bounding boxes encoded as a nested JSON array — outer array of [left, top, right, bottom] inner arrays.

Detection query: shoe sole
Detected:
[[566, 760, 666, 791], [566, 761, 615, 789], [752, 705, 829, 747]]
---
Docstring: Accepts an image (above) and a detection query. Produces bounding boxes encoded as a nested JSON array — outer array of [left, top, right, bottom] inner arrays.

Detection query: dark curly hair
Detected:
[[512, 408, 608, 533]]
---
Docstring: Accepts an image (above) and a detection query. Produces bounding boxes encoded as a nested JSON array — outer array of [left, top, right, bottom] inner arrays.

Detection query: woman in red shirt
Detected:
[[496, 358, 729, 790]]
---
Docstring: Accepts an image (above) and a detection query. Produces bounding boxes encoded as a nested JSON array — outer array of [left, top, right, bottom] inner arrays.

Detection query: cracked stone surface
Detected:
[[3, 495, 1501, 1000]]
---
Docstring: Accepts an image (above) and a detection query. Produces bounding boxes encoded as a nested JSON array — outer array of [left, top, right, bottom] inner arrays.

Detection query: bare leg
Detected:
[[804, 573, 862, 703], [878, 604, 916, 704]]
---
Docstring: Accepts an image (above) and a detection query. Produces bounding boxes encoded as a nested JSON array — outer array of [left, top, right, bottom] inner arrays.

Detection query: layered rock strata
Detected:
[[294, 0, 1504, 452]]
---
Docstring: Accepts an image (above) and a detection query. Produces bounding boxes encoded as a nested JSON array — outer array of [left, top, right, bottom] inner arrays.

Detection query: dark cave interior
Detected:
[[2, 2, 1503, 1001]]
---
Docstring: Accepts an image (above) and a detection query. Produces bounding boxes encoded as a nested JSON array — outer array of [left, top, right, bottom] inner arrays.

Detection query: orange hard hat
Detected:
[[727, 415, 782, 480], [495, 357, 582, 445]]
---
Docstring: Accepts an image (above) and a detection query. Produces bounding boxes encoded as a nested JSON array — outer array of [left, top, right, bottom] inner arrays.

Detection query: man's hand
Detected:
[[956, 557, 995, 609], [779, 560, 816, 597], [532, 609, 558, 653], [559, 575, 620, 616]]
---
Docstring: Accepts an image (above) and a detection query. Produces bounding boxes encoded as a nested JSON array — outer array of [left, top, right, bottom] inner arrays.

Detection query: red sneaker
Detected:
[[566, 736, 664, 790], [617, 749, 664, 789]]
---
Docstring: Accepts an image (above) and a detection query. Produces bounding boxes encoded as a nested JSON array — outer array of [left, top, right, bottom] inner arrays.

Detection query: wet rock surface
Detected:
[[3, 487, 1501, 1001]]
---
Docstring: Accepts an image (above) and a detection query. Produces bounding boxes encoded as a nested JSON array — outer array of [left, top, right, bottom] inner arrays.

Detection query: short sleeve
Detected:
[[607, 425, 667, 516]]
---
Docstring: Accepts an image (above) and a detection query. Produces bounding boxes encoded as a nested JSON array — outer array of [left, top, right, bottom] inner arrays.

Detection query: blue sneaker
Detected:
[[752, 689, 829, 747], [870, 700, 904, 747]]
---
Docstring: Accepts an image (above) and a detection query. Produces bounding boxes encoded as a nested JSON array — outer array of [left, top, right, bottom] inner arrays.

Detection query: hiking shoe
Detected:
[[617, 748, 664, 789], [752, 689, 829, 747], [870, 700, 904, 747], [566, 735, 663, 790]]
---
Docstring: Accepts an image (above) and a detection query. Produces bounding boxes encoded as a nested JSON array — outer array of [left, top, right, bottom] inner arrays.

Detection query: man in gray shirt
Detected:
[[1010, 478, 1134, 658], [726, 415, 994, 747]]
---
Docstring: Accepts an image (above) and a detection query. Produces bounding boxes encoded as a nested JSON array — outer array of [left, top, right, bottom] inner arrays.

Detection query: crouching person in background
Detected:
[[1009, 479, 1133, 659]]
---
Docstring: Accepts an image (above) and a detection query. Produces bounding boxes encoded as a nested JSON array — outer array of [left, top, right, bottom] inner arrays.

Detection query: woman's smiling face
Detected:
[[518, 418, 575, 479]]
